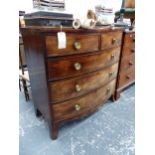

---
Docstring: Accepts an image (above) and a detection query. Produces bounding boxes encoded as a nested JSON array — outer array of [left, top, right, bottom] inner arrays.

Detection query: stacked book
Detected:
[[95, 5, 113, 15], [24, 11, 73, 27], [95, 5, 114, 25], [33, 0, 65, 9]]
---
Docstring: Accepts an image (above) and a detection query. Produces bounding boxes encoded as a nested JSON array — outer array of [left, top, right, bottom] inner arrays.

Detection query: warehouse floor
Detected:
[[19, 85, 135, 155]]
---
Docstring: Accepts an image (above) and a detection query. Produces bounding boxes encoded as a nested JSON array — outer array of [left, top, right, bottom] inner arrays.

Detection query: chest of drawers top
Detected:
[[21, 26, 123, 56]]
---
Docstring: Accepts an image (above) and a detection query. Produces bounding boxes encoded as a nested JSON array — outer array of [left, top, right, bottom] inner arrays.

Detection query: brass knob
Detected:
[[74, 62, 82, 70], [74, 41, 81, 50], [75, 104, 81, 111], [106, 88, 110, 94], [112, 38, 116, 44], [111, 54, 115, 60], [129, 61, 133, 66], [126, 75, 130, 80], [131, 49, 135, 53], [129, 34, 133, 38], [109, 72, 114, 77], [75, 84, 81, 92]]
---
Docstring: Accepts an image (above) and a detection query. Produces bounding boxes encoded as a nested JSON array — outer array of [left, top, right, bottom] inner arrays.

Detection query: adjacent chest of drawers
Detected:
[[21, 27, 123, 140], [114, 30, 135, 100]]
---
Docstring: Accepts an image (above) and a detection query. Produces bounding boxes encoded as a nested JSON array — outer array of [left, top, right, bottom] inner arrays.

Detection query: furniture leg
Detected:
[[50, 123, 59, 140], [114, 16, 120, 23], [35, 108, 42, 117], [22, 79, 30, 101], [130, 18, 134, 26], [19, 79, 21, 91], [114, 90, 121, 101], [111, 94, 116, 102]]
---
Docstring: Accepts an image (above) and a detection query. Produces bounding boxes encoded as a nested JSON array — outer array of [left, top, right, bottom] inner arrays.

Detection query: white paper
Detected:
[[57, 32, 66, 49]]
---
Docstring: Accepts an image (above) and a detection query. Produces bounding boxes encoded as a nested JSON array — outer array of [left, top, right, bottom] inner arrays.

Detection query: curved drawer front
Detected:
[[46, 34, 99, 57], [118, 67, 135, 88], [120, 54, 135, 73], [47, 47, 121, 80], [101, 31, 122, 50], [49, 63, 119, 103], [52, 79, 116, 122]]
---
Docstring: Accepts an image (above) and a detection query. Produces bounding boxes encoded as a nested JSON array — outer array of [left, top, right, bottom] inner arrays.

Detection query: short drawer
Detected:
[[120, 55, 135, 73], [123, 32, 135, 47], [45, 34, 99, 57], [121, 45, 135, 59], [52, 79, 116, 122], [118, 67, 135, 88], [101, 31, 122, 50], [47, 47, 121, 80], [49, 63, 119, 103]]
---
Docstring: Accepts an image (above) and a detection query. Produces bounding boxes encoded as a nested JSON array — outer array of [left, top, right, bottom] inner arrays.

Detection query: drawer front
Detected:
[[123, 32, 135, 47], [121, 45, 135, 59], [46, 34, 99, 57], [49, 63, 119, 103], [120, 55, 135, 73], [101, 31, 122, 50], [118, 67, 135, 88], [47, 47, 121, 80], [52, 79, 116, 122]]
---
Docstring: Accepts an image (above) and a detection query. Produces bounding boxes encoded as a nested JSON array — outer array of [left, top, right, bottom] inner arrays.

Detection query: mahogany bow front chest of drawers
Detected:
[[21, 26, 123, 140]]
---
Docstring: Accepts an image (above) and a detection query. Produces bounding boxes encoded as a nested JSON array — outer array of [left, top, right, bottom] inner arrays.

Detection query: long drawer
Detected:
[[52, 79, 116, 122], [118, 67, 135, 88], [45, 34, 99, 57], [47, 47, 121, 80], [49, 63, 119, 103]]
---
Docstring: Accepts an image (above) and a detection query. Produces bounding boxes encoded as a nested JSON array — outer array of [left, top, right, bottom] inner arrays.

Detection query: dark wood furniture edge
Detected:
[[21, 26, 124, 35], [113, 30, 135, 101], [21, 31, 56, 139]]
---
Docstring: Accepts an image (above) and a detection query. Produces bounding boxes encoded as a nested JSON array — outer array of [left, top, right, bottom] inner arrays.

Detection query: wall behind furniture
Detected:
[[19, 0, 122, 19]]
